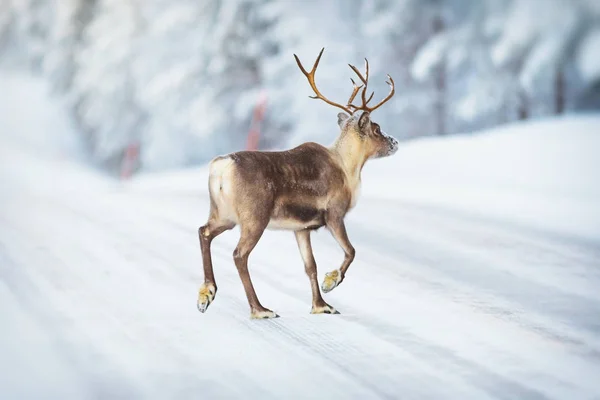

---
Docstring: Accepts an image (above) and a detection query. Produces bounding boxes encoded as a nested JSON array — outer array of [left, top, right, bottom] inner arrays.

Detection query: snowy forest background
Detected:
[[1, 0, 599, 175]]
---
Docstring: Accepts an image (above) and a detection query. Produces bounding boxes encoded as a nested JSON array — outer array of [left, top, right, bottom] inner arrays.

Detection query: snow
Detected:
[[490, 0, 547, 67], [2, 73, 600, 399], [518, 3, 578, 94], [577, 28, 600, 84], [410, 32, 448, 82], [362, 115, 600, 242], [0, 70, 85, 162], [520, 34, 566, 94], [454, 80, 501, 122]]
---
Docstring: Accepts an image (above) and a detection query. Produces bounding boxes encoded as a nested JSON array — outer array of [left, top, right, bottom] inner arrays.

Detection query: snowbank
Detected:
[[361, 115, 600, 241]]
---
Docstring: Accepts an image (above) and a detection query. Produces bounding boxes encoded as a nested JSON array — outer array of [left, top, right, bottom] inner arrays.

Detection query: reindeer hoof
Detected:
[[311, 304, 340, 314], [250, 308, 280, 319], [197, 282, 216, 313], [322, 269, 342, 293]]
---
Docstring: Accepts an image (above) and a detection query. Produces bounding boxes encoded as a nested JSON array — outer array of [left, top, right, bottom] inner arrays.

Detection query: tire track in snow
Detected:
[[0, 218, 145, 399], [347, 202, 600, 344], [1, 198, 285, 399], [361, 199, 600, 295]]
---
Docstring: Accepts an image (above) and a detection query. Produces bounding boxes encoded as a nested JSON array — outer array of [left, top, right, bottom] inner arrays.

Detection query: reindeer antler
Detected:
[[294, 48, 354, 115], [294, 48, 395, 115], [348, 58, 395, 114]]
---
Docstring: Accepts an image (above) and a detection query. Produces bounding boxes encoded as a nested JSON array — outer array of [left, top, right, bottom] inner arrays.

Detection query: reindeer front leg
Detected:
[[322, 213, 355, 293], [295, 230, 339, 314]]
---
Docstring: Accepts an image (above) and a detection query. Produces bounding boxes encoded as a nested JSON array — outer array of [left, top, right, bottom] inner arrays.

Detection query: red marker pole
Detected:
[[247, 90, 267, 151], [120, 141, 140, 180]]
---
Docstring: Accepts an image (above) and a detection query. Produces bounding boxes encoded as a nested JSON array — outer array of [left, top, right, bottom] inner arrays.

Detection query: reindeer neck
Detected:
[[330, 135, 369, 185]]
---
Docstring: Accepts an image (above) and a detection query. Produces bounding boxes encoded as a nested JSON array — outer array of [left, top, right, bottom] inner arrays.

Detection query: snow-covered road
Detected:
[[1, 73, 600, 399], [2, 146, 600, 400]]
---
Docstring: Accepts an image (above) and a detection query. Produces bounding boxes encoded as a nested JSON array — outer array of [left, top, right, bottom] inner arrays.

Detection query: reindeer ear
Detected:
[[337, 112, 350, 127], [358, 111, 370, 130]]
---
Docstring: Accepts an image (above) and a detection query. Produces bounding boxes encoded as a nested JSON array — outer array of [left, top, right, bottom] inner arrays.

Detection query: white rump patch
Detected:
[[209, 157, 237, 222]]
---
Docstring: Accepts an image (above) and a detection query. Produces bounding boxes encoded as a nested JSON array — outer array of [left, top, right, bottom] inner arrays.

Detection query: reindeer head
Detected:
[[294, 48, 398, 160], [336, 110, 398, 159]]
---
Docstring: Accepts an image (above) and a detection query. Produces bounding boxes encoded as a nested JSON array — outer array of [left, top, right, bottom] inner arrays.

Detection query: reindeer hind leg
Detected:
[[197, 205, 235, 313]]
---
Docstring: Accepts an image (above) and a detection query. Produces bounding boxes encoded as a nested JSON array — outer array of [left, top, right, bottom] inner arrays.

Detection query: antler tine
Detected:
[[365, 74, 395, 113], [348, 64, 367, 85], [294, 48, 353, 114], [347, 78, 363, 108], [360, 58, 377, 106]]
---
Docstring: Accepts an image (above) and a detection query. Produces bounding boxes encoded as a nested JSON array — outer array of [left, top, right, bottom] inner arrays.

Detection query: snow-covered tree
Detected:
[[410, 0, 514, 132], [253, 0, 362, 148], [71, 0, 144, 171], [131, 0, 287, 169], [43, 0, 97, 93], [10, 0, 54, 69], [411, 0, 600, 132], [203, 0, 279, 152], [576, 27, 600, 104], [0, 0, 12, 48], [129, 0, 221, 170], [0, 0, 53, 68], [495, 0, 600, 115]]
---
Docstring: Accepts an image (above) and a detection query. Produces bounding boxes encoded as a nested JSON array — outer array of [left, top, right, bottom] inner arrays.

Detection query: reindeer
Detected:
[[197, 48, 398, 319]]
